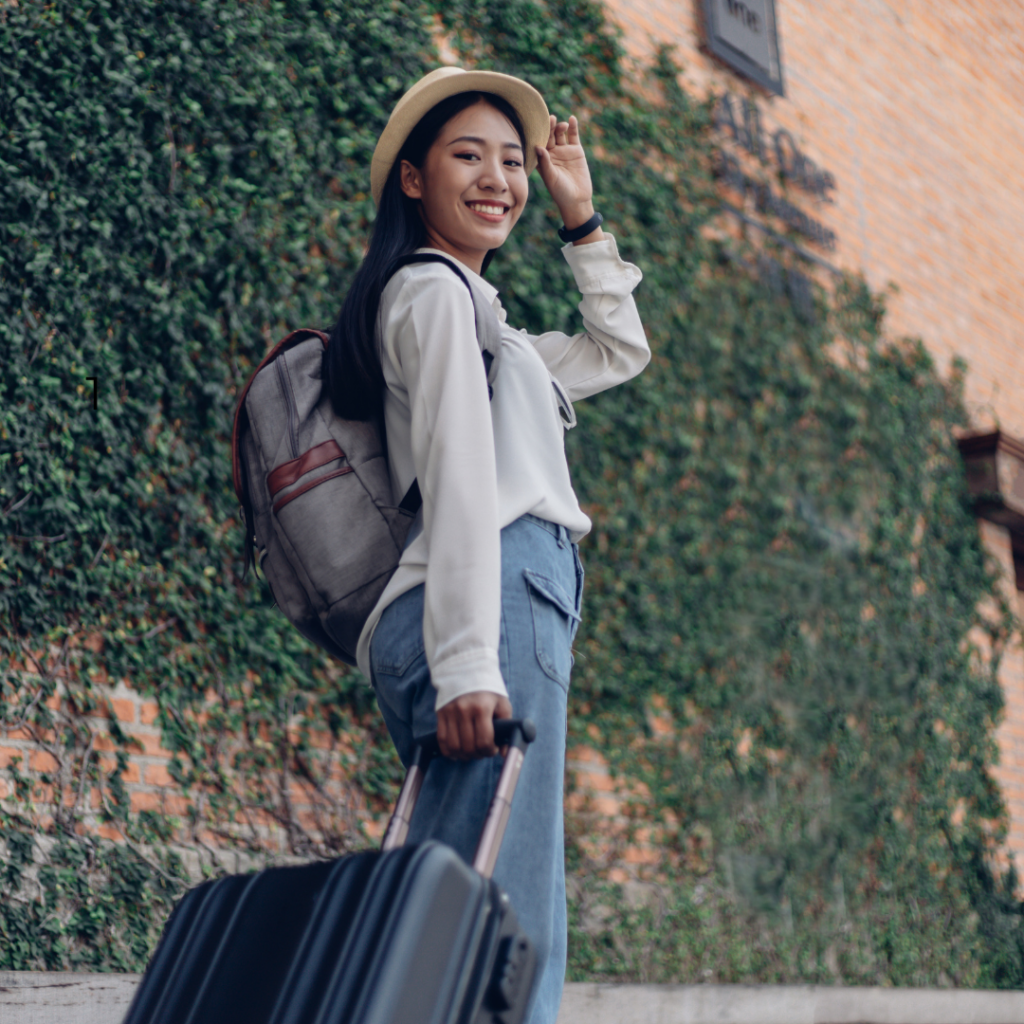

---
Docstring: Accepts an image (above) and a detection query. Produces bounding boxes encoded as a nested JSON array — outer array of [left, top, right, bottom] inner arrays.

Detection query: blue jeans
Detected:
[[370, 514, 584, 1024]]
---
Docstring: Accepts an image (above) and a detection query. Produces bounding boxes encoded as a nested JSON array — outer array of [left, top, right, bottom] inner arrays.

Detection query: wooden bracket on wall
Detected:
[[958, 430, 1024, 590]]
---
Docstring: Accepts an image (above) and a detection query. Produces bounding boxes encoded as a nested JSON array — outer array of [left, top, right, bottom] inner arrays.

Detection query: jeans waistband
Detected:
[[521, 512, 571, 548]]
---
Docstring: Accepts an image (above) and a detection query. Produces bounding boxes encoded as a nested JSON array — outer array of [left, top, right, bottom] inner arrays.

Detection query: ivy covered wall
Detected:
[[1, 0, 1022, 986]]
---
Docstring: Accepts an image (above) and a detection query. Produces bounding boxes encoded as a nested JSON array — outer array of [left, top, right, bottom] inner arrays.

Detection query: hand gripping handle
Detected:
[[380, 719, 536, 879]]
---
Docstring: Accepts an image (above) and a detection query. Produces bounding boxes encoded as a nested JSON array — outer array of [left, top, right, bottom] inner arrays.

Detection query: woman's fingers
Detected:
[[472, 705, 498, 758], [547, 115, 580, 149], [437, 692, 513, 759], [459, 711, 480, 760], [437, 707, 453, 758], [545, 114, 581, 151], [493, 696, 513, 756]]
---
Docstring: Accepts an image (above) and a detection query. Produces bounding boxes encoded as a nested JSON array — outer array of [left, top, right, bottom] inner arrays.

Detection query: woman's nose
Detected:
[[476, 157, 509, 192]]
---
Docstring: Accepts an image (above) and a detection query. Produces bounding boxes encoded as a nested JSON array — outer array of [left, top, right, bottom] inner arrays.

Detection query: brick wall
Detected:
[[978, 520, 1024, 865], [5, 0, 1023, 888], [597, 0, 1024, 874], [0, 641, 381, 862], [0, 660, 197, 842], [603, 0, 1024, 440]]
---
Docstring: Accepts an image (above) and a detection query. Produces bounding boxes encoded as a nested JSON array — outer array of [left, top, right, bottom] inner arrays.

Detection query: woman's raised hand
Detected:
[[535, 114, 602, 238]]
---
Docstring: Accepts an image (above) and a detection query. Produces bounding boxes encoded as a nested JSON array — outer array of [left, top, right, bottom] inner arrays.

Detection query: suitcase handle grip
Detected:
[[381, 719, 536, 871], [412, 718, 536, 757]]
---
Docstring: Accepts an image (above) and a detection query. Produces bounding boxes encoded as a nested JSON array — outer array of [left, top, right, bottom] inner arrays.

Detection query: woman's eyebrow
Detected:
[[447, 135, 523, 151]]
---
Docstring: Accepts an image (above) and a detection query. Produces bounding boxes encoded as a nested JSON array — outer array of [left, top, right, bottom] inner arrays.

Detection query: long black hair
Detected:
[[324, 91, 526, 421]]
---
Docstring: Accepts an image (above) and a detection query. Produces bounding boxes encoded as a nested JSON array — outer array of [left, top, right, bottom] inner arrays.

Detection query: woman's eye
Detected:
[[455, 152, 480, 161], [505, 159, 523, 168]]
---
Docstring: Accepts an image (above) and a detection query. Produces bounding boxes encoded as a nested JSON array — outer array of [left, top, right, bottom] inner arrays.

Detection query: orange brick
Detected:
[[139, 702, 160, 725], [304, 729, 335, 751], [144, 763, 175, 787], [565, 791, 589, 813], [578, 836, 612, 861], [574, 769, 616, 793], [133, 732, 174, 758], [297, 809, 323, 833], [92, 732, 119, 753], [623, 845, 660, 866], [130, 791, 160, 813], [0, 745, 24, 768], [590, 795, 623, 817], [162, 794, 191, 816], [29, 749, 59, 773], [567, 744, 607, 768], [109, 699, 135, 723]]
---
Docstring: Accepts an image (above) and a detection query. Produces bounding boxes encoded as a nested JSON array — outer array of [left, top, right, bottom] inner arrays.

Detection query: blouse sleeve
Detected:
[[525, 234, 650, 401], [383, 267, 507, 711]]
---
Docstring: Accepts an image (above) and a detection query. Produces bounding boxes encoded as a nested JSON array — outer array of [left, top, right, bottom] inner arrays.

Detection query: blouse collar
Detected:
[[414, 247, 501, 309]]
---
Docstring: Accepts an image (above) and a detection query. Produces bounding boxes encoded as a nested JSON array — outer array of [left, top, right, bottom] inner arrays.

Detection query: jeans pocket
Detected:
[[524, 568, 581, 689], [571, 544, 585, 644], [370, 585, 426, 678]]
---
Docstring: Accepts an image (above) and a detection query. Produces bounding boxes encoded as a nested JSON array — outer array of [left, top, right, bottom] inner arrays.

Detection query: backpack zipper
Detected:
[[275, 356, 300, 459]]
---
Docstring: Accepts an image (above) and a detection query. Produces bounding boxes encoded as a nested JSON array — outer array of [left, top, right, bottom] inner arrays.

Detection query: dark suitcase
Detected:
[[122, 719, 539, 1024]]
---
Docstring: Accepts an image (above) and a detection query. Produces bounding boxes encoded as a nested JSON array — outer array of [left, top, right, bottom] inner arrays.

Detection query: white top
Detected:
[[355, 236, 649, 710]]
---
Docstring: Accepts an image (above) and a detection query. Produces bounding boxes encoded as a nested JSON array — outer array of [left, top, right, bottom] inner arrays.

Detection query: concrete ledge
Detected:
[[1, 973, 1023, 1023], [557, 983, 1024, 1023], [0, 972, 140, 1024]]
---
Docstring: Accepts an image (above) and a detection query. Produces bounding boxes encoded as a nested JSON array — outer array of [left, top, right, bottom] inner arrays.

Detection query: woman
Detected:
[[324, 67, 649, 1024]]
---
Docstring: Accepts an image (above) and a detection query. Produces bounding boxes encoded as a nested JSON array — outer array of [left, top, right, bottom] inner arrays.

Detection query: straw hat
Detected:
[[370, 67, 550, 205]]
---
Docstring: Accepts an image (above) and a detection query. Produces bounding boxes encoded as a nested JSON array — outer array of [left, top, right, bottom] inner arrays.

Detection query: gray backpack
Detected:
[[231, 254, 502, 664]]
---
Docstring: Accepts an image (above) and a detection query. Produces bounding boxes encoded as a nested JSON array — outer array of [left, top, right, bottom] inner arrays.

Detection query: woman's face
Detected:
[[400, 100, 528, 273]]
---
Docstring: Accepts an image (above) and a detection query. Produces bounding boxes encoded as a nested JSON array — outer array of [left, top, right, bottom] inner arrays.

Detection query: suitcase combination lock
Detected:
[[486, 931, 535, 1018]]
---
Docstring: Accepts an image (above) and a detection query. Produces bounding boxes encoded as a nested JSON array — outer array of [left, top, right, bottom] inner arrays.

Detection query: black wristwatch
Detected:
[[557, 211, 604, 243]]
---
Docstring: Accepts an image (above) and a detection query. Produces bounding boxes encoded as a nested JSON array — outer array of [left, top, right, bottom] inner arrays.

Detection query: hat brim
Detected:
[[370, 67, 550, 206]]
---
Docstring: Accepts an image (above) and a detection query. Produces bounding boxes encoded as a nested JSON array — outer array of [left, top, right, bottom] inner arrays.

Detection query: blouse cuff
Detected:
[[561, 233, 643, 292], [431, 647, 508, 711]]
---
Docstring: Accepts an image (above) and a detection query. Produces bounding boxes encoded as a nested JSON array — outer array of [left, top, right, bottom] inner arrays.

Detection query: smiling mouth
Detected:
[[466, 201, 510, 220]]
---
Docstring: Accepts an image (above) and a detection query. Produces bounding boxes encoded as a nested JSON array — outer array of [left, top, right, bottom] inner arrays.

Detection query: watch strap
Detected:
[[557, 211, 604, 243]]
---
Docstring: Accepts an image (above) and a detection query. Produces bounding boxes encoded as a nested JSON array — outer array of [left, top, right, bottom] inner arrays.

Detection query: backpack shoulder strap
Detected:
[[231, 328, 328, 503], [386, 253, 502, 384], [383, 253, 503, 518]]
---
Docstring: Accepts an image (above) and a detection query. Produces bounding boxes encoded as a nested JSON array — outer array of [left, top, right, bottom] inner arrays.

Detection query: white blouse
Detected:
[[355, 236, 649, 710]]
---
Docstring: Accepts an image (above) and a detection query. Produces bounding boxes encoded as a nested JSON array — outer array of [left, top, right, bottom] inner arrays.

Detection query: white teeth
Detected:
[[468, 203, 507, 215]]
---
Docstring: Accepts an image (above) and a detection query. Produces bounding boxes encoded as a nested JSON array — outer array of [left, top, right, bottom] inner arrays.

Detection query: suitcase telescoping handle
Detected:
[[381, 719, 537, 879]]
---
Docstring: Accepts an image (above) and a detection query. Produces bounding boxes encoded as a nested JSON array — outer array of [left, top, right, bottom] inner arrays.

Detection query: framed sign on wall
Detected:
[[703, 0, 784, 96]]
